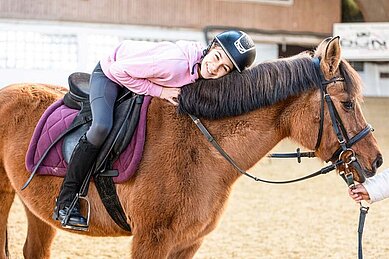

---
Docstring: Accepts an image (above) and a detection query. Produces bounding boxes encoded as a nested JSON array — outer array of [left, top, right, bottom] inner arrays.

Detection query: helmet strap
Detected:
[[191, 62, 201, 75], [202, 39, 215, 58], [192, 39, 215, 76]]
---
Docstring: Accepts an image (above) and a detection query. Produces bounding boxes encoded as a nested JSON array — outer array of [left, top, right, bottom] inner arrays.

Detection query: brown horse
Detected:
[[0, 37, 382, 258]]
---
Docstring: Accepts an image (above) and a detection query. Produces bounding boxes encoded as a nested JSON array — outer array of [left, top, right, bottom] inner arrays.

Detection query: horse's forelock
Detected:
[[339, 60, 363, 101]]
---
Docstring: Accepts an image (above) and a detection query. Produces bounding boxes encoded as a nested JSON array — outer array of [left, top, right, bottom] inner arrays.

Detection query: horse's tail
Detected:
[[0, 98, 14, 259], [0, 159, 11, 259], [0, 160, 12, 259]]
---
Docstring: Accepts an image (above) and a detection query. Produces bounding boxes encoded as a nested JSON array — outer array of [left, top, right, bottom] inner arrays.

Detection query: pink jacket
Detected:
[[100, 40, 204, 97]]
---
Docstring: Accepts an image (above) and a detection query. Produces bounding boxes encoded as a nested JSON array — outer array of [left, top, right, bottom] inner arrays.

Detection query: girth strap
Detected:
[[93, 175, 132, 231]]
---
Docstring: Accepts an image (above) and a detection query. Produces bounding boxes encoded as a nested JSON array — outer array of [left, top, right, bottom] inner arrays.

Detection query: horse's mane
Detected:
[[178, 52, 361, 120]]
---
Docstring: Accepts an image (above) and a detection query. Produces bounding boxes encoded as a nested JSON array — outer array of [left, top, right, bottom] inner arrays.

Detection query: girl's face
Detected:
[[200, 45, 234, 79]]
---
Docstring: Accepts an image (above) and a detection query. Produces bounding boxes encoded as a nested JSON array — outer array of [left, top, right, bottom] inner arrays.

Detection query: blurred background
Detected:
[[0, 0, 388, 96], [2, 1, 389, 258]]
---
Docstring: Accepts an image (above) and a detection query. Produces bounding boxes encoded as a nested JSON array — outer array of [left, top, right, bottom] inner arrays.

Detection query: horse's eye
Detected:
[[341, 101, 354, 110]]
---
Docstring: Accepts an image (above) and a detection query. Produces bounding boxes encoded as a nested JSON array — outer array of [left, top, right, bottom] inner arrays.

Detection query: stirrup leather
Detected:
[[61, 194, 91, 231]]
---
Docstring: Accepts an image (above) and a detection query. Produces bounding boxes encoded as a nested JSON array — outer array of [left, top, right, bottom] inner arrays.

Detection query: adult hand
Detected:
[[348, 184, 370, 202], [160, 87, 181, 106]]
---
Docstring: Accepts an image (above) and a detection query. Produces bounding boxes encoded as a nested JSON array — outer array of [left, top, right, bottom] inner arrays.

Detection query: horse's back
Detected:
[[0, 83, 66, 105], [0, 83, 66, 123], [0, 84, 67, 160]]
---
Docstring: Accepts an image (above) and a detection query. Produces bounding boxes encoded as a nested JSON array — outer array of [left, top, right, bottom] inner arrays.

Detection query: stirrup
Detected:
[[61, 194, 91, 231]]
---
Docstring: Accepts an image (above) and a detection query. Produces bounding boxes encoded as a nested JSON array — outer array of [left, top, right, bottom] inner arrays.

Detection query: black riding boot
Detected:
[[53, 134, 99, 229]]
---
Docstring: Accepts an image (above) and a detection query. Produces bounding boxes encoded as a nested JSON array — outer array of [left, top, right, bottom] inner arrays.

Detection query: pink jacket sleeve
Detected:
[[108, 60, 163, 97]]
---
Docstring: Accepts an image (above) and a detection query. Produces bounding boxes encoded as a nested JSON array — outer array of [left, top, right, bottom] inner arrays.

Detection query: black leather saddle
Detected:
[[63, 72, 91, 108], [62, 72, 144, 174]]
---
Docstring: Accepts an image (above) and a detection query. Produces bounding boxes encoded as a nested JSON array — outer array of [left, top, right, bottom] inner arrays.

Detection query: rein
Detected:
[[189, 113, 343, 184], [189, 57, 372, 258]]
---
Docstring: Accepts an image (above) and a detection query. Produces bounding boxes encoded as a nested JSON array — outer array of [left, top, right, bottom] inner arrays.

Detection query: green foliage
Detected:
[[342, 0, 364, 22]]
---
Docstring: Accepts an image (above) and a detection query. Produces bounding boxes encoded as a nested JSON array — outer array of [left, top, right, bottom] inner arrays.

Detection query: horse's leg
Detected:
[[23, 207, 56, 259], [131, 231, 174, 259], [167, 238, 204, 259], [0, 166, 15, 259]]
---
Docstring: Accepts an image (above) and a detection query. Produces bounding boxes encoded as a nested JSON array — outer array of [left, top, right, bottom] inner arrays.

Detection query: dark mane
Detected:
[[178, 52, 323, 120], [178, 53, 324, 119], [178, 52, 363, 120]]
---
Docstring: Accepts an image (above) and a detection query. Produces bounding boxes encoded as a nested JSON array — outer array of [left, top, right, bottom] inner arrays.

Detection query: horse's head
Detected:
[[178, 36, 382, 183], [304, 36, 382, 183]]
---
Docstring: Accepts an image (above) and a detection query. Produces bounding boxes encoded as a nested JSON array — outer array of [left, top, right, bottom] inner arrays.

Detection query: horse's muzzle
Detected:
[[365, 154, 383, 178], [352, 153, 383, 182]]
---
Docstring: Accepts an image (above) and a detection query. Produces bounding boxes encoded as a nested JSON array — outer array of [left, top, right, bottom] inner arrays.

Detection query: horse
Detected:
[[0, 36, 382, 258]]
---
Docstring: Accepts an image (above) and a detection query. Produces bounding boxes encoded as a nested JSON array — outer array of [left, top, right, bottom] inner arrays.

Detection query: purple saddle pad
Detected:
[[25, 96, 151, 183]]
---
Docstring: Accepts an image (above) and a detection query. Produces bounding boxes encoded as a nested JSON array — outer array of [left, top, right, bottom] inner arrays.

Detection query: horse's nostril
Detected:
[[375, 154, 383, 169]]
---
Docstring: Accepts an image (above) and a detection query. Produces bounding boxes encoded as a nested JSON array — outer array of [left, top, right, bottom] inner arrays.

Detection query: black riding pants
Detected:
[[86, 62, 120, 147]]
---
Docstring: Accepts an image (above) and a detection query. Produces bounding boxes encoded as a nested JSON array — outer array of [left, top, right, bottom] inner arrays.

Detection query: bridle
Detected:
[[189, 57, 372, 259], [269, 57, 373, 185], [311, 57, 372, 185]]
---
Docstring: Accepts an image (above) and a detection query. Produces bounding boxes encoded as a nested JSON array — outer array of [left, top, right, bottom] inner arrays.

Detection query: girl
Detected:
[[53, 30, 257, 229]]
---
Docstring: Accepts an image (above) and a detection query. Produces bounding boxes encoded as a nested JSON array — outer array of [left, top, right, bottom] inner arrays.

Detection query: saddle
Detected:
[[24, 72, 144, 231], [62, 73, 144, 177]]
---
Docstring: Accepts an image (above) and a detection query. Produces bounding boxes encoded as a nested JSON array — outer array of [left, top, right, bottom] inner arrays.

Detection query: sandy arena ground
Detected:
[[7, 97, 389, 258]]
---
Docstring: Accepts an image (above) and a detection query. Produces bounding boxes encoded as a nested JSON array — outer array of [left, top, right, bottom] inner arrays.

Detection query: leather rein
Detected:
[[189, 57, 371, 259]]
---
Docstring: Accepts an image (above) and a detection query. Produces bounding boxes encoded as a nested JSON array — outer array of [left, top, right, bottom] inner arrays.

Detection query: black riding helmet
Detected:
[[214, 30, 256, 72]]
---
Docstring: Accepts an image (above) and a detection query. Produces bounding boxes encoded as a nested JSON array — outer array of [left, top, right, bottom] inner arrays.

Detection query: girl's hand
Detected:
[[160, 87, 181, 106], [348, 184, 370, 202]]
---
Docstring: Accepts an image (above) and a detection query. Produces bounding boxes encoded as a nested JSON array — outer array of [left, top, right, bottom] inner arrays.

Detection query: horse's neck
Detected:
[[203, 105, 285, 171], [147, 99, 302, 178]]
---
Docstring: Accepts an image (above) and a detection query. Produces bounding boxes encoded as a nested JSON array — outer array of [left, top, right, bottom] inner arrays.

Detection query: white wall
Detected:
[[360, 63, 389, 96], [255, 43, 279, 63], [0, 19, 204, 88]]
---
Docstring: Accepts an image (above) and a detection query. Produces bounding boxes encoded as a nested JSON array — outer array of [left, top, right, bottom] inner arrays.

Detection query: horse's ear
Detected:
[[322, 36, 341, 77], [314, 37, 332, 58]]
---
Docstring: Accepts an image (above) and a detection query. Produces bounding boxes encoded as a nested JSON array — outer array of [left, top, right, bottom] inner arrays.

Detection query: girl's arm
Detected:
[[350, 168, 389, 203], [362, 168, 389, 203], [160, 88, 181, 106], [108, 58, 182, 105], [348, 184, 370, 202], [108, 61, 163, 97]]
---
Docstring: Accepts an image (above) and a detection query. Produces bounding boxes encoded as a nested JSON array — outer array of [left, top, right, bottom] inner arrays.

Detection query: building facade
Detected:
[[0, 0, 340, 33], [0, 0, 344, 88]]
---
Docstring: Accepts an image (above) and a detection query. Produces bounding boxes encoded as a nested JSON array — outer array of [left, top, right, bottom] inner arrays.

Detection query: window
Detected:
[[380, 72, 389, 78], [0, 31, 78, 70], [349, 61, 364, 72]]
